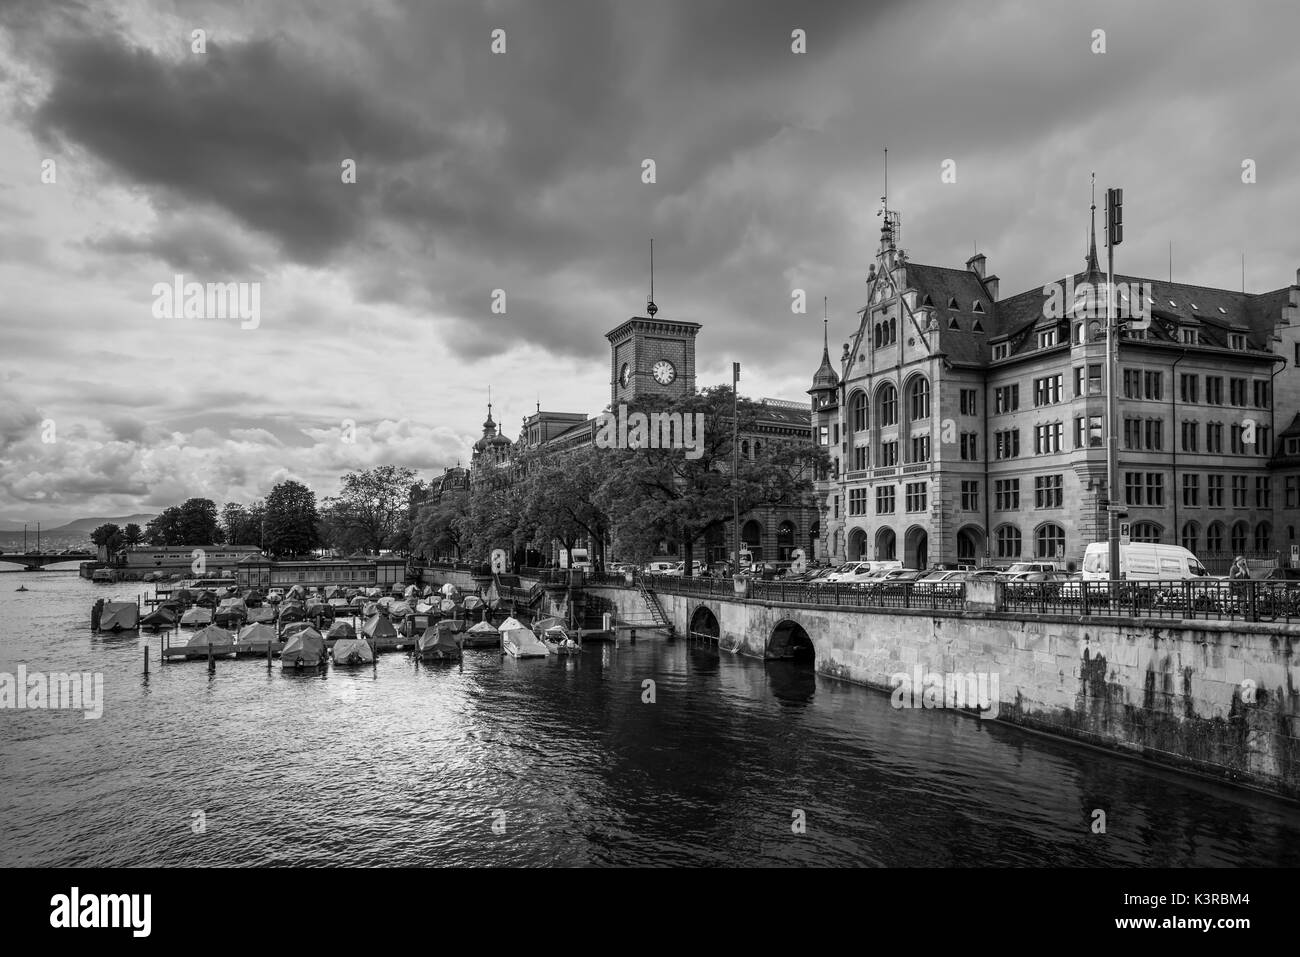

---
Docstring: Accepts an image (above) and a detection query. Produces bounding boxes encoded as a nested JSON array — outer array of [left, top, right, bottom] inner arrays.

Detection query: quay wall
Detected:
[[654, 589, 1300, 799], [422, 570, 1300, 797]]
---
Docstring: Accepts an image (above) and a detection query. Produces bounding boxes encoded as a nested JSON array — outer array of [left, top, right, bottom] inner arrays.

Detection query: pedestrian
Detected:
[[1229, 555, 1250, 603]]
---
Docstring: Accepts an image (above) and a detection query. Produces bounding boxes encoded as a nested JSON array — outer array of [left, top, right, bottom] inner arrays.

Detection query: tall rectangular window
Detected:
[[959, 389, 978, 415], [1181, 421, 1198, 452], [1229, 378, 1247, 406], [1256, 476, 1272, 508], [880, 441, 898, 466], [1182, 474, 1199, 507], [1034, 474, 1063, 508], [1179, 374, 1198, 403], [960, 433, 978, 460], [875, 486, 895, 514], [994, 479, 1020, 510], [905, 482, 927, 512], [848, 488, 868, 515], [910, 435, 931, 462], [1033, 374, 1062, 406], [1205, 376, 1224, 405], [960, 481, 979, 511], [1206, 422, 1223, 453], [994, 429, 1020, 459], [1207, 475, 1224, 507], [1231, 475, 1248, 508]]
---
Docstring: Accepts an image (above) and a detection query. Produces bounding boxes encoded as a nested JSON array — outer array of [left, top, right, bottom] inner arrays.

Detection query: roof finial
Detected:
[[1086, 172, 1100, 273], [646, 237, 658, 317]]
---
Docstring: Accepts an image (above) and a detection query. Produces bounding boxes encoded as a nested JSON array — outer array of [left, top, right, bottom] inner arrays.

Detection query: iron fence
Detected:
[[643, 573, 1300, 624], [998, 578, 1300, 623]]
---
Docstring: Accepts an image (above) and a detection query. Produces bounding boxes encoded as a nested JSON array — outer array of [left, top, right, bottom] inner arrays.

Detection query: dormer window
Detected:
[[948, 297, 959, 309], [972, 301, 985, 314], [923, 294, 934, 307], [992, 343, 1009, 360], [947, 316, 960, 330], [1036, 328, 1057, 348], [972, 319, 984, 333], [1181, 328, 1196, 344], [1229, 333, 1247, 350]]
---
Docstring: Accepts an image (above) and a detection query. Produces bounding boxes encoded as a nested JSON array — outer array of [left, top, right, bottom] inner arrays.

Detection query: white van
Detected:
[[1081, 542, 1210, 581]]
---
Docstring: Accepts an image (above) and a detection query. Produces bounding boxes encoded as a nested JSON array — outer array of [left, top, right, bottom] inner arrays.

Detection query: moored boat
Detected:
[[462, 619, 501, 649], [331, 637, 375, 665], [281, 627, 327, 670], [500, 616, 549, 658], [415, 623, 462, 662]]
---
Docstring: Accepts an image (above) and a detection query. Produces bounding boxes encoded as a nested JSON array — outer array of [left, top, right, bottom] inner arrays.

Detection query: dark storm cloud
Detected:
[[30, 31, 441, 265]]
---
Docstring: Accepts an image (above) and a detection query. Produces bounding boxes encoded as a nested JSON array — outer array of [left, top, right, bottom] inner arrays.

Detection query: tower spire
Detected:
[[646, 237, 658, 317], [1086, 172, 1100, 273]]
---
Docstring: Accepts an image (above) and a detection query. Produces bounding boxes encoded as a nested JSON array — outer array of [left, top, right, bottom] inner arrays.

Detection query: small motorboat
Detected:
[[463, 620, 501, 649], [281, 627, 328, 671], [140, 605, 180, 630], [415, 624, 462, 662], [499, 617, 549, 659], [332, 637, 375, 665], [540, 624, 582, 656]]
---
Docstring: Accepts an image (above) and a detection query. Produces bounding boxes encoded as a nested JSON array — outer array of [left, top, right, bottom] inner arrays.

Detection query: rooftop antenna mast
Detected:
[[647, 238, 658, 317]]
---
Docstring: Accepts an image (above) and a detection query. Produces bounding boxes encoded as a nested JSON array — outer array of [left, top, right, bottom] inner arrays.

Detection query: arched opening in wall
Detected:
[[777, 521, 796, 561], [956, 526, 984, 564], [846, 527, 868, 561], [689, 605, 720, 645], [767, 619, 814, 661], [905, 525, 928, 569], [741, 520, 763, 562], [875, 527, 897, 560]]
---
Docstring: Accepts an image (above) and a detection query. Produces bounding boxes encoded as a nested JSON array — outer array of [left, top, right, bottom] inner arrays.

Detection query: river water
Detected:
[[2, 569, 1298, 867]]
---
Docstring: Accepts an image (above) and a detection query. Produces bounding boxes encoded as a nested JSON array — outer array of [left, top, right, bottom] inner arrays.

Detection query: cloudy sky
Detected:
[[1, 0, 1297, 524]]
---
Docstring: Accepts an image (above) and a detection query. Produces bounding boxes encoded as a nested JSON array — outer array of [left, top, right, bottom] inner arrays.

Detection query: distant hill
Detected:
[[0, 514, 159, 534], [54, 514, 158, 533]]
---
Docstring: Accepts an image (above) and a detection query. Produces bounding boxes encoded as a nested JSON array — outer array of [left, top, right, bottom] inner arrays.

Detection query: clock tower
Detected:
[[606, 314, 700, 408]]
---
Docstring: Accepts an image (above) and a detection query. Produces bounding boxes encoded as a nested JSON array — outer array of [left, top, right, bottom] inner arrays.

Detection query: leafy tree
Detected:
[[409, 488, 468, 562], [461, 463, 528, 563], [597, 385, 826, 575], [264, 480, 321, 556], [177, 498, 223, 545], [321, 465, 419, 553], [90, 523, 122, 547], [122, 523, 144, 547], [517, 446, 610, 570], [221, 502, 248, 546], [144, 507, 182, 545]]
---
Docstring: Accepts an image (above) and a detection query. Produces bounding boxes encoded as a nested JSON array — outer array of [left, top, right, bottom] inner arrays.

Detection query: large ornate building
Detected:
[[813, 201, 1300, 571], [428, 303, 819, 566]]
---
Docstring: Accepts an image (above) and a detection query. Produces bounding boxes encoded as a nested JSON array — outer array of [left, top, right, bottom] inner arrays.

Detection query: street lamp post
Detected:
[[1105, 187, 1124, 582], [732, 362, 741, 573]]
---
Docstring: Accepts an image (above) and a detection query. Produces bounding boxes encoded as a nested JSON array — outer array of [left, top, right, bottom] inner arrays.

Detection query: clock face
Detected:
[[619, 363, 631, 387], [652, 360, 676, 385]]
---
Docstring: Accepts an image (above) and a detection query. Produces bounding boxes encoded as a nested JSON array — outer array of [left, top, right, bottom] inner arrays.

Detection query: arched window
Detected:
[[1131, 522, 1162, 543], [1230, 521, 1248, 554], [908, 377, 931, 421], [741, 440, 749, 457], [850, 392, 868, 432], [995, 524, 1022, 559], [1180, 522, 1198, 553], [1254, 522, 1271, 552], [874, 325, 882, 349], [754, 441, 762, 457], [1035, 523, 1065, 558], [877, 384, 898, 428], [1206, 521, 1224, 552]]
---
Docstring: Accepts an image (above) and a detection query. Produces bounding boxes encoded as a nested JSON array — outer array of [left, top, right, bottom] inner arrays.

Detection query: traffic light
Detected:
[[1107, 187, 1123, 247]]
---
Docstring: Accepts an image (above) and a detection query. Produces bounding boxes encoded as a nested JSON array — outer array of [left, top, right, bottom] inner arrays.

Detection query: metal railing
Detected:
[[644, 573, 1300, 624], [1000, 579, 1300, 623]]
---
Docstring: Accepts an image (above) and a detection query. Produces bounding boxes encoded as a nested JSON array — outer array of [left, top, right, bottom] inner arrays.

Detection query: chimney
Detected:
[[966, 253, 986, 278], [983, 273, 1000, 301]]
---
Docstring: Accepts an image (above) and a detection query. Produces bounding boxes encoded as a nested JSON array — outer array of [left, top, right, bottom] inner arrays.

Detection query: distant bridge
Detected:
[[0, 551, 93, 571]]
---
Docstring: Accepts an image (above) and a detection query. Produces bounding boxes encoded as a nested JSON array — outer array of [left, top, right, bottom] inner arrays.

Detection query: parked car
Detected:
[[644, 561, 675, 575], [1001, 561, 1062, 579], [824, 560, 903, 584], [916, 569, 967, 597]]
